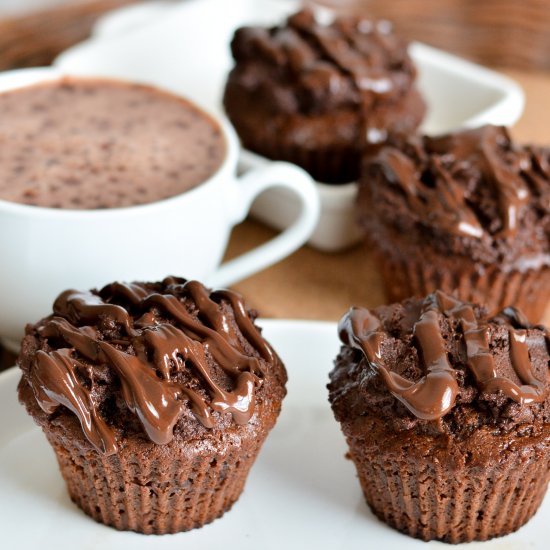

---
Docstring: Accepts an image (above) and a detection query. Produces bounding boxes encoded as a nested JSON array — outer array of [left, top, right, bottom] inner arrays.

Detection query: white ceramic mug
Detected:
[[0, 67, 320, 350]]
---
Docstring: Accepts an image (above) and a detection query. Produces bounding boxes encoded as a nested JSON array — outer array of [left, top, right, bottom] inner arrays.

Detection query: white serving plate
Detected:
[[91, 0, 174, 39], [0, 319, 547, 549], [55, 0, 525, 252]]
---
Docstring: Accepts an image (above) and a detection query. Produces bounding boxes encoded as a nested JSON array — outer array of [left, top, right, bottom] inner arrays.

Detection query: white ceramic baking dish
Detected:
[[56, 0, 525, 252]]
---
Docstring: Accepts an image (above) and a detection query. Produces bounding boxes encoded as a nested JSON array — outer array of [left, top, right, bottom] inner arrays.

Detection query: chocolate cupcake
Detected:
[[329, 291, 550, 543], [17, 277, 287, 534], [359, 125, 550, 322], [223, 9, 426, 183]]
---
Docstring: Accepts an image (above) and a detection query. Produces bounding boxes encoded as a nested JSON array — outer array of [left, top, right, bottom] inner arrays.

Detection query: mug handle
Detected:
[[207, 162, 320, 288]]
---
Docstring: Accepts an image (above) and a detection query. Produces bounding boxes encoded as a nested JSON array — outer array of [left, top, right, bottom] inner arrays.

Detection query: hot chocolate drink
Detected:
[[0, 77, 226, 209]]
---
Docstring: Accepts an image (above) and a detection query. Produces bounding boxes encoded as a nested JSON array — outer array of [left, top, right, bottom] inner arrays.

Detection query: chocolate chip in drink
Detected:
[[0, 77, 226, 209]]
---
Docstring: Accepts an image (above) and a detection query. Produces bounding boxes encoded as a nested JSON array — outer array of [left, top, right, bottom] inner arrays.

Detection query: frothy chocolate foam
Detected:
[[0, 78, 225, 209]]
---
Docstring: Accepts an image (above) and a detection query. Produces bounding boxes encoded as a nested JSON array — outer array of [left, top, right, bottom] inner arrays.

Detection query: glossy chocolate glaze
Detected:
[[24, 278, 274, 455], [363, 125, 549, 240], [32, 348, 117, 454], [339, 291, 547, 420], [228, 9, 420, 139]]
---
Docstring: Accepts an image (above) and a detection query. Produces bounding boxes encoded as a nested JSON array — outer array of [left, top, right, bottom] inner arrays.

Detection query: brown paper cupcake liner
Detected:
[[378, 251, 550, 322], [346, 435, 550, 543], [244, 136, 361, 184], [45, 430, 262, 534]]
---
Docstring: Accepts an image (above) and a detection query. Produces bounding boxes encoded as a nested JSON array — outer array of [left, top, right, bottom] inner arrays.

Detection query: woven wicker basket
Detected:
[[0, 0, 142, 70], [314, 0, 550, 69]]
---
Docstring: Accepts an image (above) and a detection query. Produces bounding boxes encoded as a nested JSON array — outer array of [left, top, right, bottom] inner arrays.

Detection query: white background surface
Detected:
[[0, 0, 65, 15], [0, 320, 547, 548]]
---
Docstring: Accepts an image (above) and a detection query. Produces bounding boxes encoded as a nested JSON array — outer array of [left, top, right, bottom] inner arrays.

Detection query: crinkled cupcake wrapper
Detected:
[[46, 430, 261, 534], [347, 439, 549, 543], [378, 252, 550, 322]]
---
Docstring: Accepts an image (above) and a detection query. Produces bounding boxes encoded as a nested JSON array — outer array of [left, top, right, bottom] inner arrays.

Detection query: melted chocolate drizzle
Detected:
[[287, 11, 388, 143], [232, 9, 414, 137], [32, 349, 117, 454], [369, 126, 543, 239], [28, 279, 274, 455], [54, 289, 137, 336], [339, 291, 547, 420]]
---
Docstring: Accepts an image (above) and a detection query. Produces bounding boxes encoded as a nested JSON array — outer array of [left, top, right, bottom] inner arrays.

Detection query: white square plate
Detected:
[[55, 0, 525, 251], [0, 320, 546, 548]]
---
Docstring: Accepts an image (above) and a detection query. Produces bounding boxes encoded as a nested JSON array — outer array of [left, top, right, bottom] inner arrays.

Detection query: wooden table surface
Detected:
[[1, 68, 549, 370]]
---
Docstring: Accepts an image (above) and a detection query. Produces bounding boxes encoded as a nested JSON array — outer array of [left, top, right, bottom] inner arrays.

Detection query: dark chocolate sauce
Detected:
[[285, 10, 402, 144], [231, 9, 415, 138], [368, 126, 544, 238], [28, 279, 273, 455], [32, 349, 117, 454], [339, 291, 547, 420]]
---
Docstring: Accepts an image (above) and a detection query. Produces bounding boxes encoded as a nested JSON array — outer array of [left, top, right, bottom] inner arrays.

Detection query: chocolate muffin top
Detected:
[[329, 291, 550, 439], [224, 9, 425, 183], [227, 9, 419, 123], [17, 277, 286, 455], [359, 125, 550, 268]]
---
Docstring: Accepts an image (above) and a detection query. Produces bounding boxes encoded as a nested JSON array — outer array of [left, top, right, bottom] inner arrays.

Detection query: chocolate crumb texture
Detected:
[[329, 291, 550, 543], [17, 277, 287, 534], [223, 8, 425, 183], [359, 125, 550, 321]]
